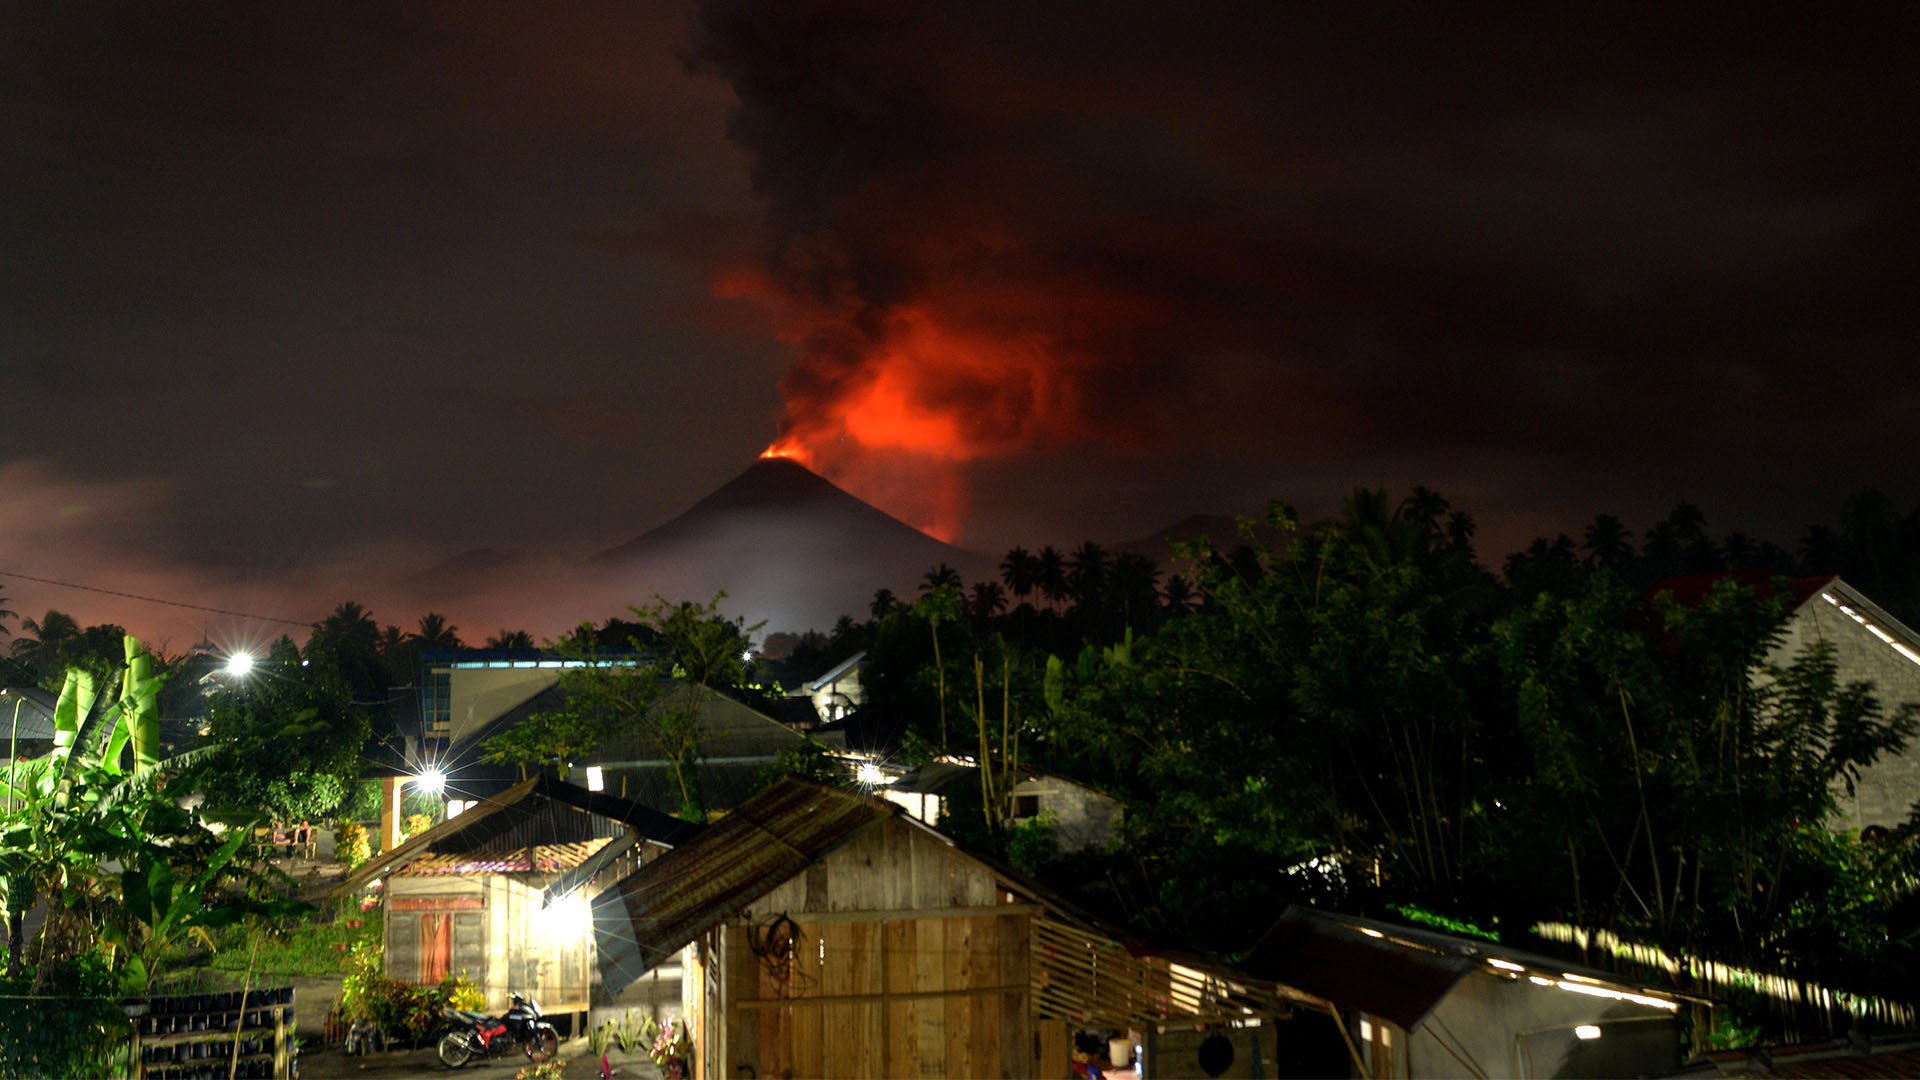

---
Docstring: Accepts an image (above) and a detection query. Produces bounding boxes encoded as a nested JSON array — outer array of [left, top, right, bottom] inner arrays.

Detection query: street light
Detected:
[[224, 651, 254, 677], [415, 767, 447, 795]]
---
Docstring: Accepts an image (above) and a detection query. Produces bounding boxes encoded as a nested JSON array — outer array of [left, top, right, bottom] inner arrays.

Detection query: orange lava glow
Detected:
[[758, 440, 812, 465], [719, 244, 1168, 540]]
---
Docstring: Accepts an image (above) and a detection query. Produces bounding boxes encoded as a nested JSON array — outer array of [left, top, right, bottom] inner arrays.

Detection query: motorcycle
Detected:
[[437, 991, 560, 1069]]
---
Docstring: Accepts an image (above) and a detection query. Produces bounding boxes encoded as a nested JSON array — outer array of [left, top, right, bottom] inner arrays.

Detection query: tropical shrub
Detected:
[[339, 939, 482, 1039], [336, 821, 371, 868]]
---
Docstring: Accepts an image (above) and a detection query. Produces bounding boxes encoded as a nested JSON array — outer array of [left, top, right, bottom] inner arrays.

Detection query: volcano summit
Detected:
[[593, 458, 994, 632]]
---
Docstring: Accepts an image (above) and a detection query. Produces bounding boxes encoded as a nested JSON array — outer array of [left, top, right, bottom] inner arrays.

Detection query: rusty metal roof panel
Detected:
[[593, 778, 893, 991]]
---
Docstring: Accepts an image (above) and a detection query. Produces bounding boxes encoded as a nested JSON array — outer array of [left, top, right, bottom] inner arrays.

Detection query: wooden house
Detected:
[[331, 774, 693, 1031], [591, 778, 1338, 1080]]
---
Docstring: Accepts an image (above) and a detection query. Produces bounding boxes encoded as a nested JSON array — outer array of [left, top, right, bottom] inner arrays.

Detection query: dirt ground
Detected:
[[297, 1035, 666, 1079]]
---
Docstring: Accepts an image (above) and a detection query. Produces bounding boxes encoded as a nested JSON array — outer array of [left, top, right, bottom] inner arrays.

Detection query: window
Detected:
[[1014, 794, 1041, 818]]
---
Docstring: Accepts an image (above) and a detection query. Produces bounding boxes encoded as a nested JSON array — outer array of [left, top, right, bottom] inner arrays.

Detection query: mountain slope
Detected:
[[593, 458, 994, 630]]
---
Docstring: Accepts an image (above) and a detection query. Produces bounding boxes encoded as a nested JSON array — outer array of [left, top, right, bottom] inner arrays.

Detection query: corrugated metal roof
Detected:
[[593, 777, 893, 992], [330, 773, 689, 897], [401, 837, 611, 875], [1243, 907, 1699, 1031]]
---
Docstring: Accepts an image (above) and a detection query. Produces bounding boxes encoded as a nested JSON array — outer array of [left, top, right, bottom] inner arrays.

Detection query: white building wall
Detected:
[[1774, 593, 1920, 828], [1410, 971, 1680, 1079]]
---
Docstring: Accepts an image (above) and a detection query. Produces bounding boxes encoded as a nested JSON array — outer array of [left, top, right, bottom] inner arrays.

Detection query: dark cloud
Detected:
[[2, 1, 1916, 641], [687, 0, 1919, 551]]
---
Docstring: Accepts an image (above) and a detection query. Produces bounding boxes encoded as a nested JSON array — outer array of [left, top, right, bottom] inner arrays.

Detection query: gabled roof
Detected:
[[1650, 572, 1920, 666], [806, 651, 866, 691], [592, 776, 1190, 996], [330, 773, 694, 897], [1805, 578, 1920, 662], [592, 778, 895, 990], [1242, 907, 1698, 1032]]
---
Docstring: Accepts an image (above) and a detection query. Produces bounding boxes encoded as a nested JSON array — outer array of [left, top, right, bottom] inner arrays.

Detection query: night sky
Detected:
[[4, 2, 1917, 647]]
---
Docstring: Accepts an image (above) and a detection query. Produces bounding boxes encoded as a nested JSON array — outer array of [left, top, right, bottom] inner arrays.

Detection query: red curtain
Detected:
[[420, 913, 452, 984]]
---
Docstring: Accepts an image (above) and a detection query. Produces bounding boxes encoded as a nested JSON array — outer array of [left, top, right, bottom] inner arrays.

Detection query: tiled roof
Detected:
[[400, 837, 612, 875]]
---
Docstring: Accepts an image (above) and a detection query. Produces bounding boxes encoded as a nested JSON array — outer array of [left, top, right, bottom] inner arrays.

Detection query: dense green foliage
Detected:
[[181, 638, 371, 823], [0, 955, 127, 1079], [828, 489, 1920, 1001], [339, 938, 484, 1039]]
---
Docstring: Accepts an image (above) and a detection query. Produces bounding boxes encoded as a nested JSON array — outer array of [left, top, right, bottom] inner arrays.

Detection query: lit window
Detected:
[[586, 766, 605, 792]]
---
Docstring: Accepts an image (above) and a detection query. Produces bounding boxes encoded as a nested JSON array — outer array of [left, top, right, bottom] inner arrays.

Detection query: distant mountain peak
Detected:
[[588, 456, 995, 630], [688, 456, 849, 512]]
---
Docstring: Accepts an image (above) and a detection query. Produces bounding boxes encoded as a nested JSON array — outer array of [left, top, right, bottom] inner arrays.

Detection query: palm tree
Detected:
[[409, 613, 463, 650], [1066, 542, 1110, 612], [0, 590, 16, 639], [1400, 485, 1451, 537], [969, 582, 1008, 621], [10, 610, 81, 679], [1034, 546, 1068, 610], [1581, 514, 1634, 572], [869, 588, 901, 621], [920, 563, 963, 594], [1721, 532, 1760, 570], [485, 629, 535, 649], [1162, 574, 1196, 614], [1106, 553, 1161, 628], [999, 546, 1037, 602]]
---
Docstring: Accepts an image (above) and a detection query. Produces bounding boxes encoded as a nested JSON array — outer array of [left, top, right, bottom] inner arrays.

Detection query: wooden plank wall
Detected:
[[718, 818, 1038, 1079], [723, 912, 1032, 1079]]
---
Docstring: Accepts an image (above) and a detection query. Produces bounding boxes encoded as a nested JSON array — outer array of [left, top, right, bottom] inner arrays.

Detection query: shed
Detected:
[[1244, 907, 1700, 1079], [331, 774, 692, 1029], [592, 778, 1330, 1080]]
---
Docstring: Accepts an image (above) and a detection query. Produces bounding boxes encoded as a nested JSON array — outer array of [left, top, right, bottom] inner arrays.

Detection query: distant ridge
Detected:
[[1112, 513, 1288, 564], [593, 458, 995, 630]]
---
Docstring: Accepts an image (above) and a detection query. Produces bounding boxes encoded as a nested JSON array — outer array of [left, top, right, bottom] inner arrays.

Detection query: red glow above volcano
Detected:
[[722, 246, 1172, 543]]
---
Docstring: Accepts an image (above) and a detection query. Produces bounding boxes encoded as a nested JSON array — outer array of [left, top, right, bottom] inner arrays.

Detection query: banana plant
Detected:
[[0, 635, 299, 986], [101, 818, 307, 992]]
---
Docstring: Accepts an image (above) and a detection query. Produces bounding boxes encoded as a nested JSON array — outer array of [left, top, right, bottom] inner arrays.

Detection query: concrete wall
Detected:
[[1774, 593, 1920, 828], [1405, 970, 1680, 1079], [1008, 775, 1123, 853]]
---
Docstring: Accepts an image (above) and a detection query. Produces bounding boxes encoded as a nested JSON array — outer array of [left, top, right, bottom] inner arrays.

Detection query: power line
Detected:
[[0, 568, 314, 627]]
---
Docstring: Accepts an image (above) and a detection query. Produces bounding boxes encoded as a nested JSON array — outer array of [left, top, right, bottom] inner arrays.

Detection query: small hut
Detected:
[[331, 774, 693, 1031], [592, 778, 1318, 1080]]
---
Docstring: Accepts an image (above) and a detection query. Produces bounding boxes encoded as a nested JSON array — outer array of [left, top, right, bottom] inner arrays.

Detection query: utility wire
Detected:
[[0, 568, 314, 627]]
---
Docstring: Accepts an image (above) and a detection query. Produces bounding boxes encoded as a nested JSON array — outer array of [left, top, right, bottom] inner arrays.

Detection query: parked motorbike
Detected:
[[437, 992, 560, 1068]]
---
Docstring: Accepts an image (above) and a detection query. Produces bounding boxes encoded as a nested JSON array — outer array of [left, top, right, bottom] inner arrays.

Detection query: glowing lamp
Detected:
[[415, 767, 447, 794], [545, 893, 593, 944], [225, 652, 254, 677], [1574, 1025, 1602, 1040]]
